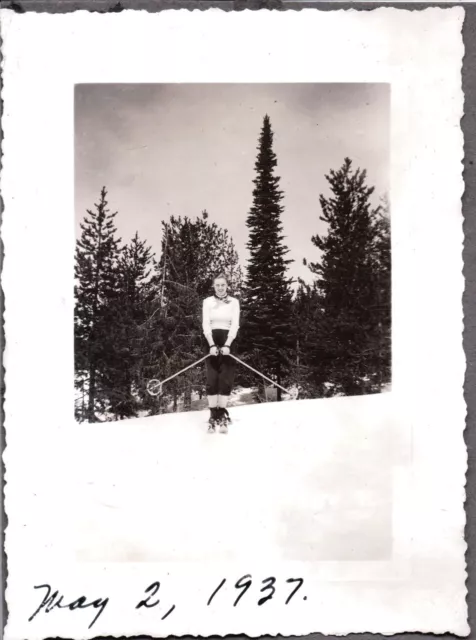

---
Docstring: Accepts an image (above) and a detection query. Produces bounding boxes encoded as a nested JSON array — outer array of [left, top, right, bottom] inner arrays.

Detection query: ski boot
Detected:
[[208, 407, 218, 434], [217, 408, 230, 434]]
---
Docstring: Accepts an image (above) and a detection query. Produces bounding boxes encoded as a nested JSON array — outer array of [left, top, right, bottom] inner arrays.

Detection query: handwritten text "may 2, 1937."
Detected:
[[28, 576, 307, 629]]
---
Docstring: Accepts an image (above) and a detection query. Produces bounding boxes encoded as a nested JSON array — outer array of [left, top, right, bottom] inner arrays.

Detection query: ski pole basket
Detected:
[[147, 354, 210, 397]]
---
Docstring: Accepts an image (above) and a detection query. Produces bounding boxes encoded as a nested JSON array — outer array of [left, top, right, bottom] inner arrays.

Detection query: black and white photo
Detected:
[[1, 8, 467, 639], [74, 83, 391, 427]]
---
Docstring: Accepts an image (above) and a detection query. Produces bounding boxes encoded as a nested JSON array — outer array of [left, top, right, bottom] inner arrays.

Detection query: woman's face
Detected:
[[214, 277, 228, 297]]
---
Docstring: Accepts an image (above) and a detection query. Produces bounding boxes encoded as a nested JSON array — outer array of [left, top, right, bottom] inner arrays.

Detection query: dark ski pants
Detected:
[[206, 329, 236, 396]]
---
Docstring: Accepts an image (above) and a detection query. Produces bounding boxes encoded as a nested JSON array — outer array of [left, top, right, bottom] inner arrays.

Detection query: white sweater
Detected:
[[202, 296, 240, 347]]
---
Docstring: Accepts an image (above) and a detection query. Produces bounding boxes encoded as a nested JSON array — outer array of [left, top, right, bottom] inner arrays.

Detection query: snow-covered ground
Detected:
[[67, 391, 407, 566]]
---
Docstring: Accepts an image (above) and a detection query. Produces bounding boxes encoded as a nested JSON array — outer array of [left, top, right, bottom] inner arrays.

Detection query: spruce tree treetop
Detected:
[[246, 114, 292, 297], [243, 114, 294, 395]]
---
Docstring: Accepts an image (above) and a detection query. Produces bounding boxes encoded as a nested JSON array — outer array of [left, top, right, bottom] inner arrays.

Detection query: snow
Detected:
[[67, 391, 404, 565]]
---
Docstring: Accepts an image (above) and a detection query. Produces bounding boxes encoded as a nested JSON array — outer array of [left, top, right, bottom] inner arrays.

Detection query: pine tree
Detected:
[[140, 212, 243, 413], [307, 158, 389, 396], [289, 278, 325, 399], [369, 195, 391, 388], [74, 187, 122, 421], [242, 114, 294, 400], [106, 232, 156, 419]]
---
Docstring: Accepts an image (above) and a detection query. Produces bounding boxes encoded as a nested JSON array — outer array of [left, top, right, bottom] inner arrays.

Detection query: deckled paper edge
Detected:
[[0, 6, 468, 638]]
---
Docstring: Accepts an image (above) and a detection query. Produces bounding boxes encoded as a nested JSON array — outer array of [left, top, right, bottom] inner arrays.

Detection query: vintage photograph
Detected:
[[72, 82, 395, 566], [74, 83, 391, 432], [2, 8, 467, 638]]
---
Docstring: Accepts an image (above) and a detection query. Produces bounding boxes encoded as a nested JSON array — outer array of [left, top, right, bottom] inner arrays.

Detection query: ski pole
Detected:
[[229, 354, 299, 399], [147, 354, 210, 397]]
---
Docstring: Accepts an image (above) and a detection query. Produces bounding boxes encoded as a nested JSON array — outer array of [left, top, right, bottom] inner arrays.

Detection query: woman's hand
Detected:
[[209, 346, 219, 356], [221, 346, 230, 356]]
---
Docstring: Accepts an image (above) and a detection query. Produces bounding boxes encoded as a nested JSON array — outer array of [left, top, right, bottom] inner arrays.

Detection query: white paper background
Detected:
[[1, 7, 467, 638]]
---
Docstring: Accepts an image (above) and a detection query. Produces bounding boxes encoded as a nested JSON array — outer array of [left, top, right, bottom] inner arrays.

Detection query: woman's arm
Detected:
[[202, 298, 215, 347], [225, 298, 240, 347]]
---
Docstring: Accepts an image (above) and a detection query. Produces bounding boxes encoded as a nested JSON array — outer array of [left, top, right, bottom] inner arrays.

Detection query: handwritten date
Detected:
[[28, 584, 109, 629], [207, 576, 305, 606], [28, 582, 175, 629], [28, 576, 306, 630]]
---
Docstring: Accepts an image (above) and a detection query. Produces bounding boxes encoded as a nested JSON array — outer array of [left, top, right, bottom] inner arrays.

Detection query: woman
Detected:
[[202, 273, 240, 433]]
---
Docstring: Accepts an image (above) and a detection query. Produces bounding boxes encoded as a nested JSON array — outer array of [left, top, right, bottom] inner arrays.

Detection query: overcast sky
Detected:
[[75, 83, 389, 284]]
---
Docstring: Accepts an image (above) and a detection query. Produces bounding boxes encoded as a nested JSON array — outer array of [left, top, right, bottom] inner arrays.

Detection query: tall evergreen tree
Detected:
[[368, 195, 391, 387], [74, 187, 122, 421], [106, 232, 156, 419], [307, 158, 390, 396], [242, 114, 294, 400]]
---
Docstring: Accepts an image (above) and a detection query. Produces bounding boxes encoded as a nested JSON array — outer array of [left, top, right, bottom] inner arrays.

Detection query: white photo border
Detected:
[[1, 7, 467, 638]]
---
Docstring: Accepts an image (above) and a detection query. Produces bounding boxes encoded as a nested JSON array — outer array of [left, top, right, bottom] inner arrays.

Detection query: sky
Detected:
[[75, 83, 389, 284]]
